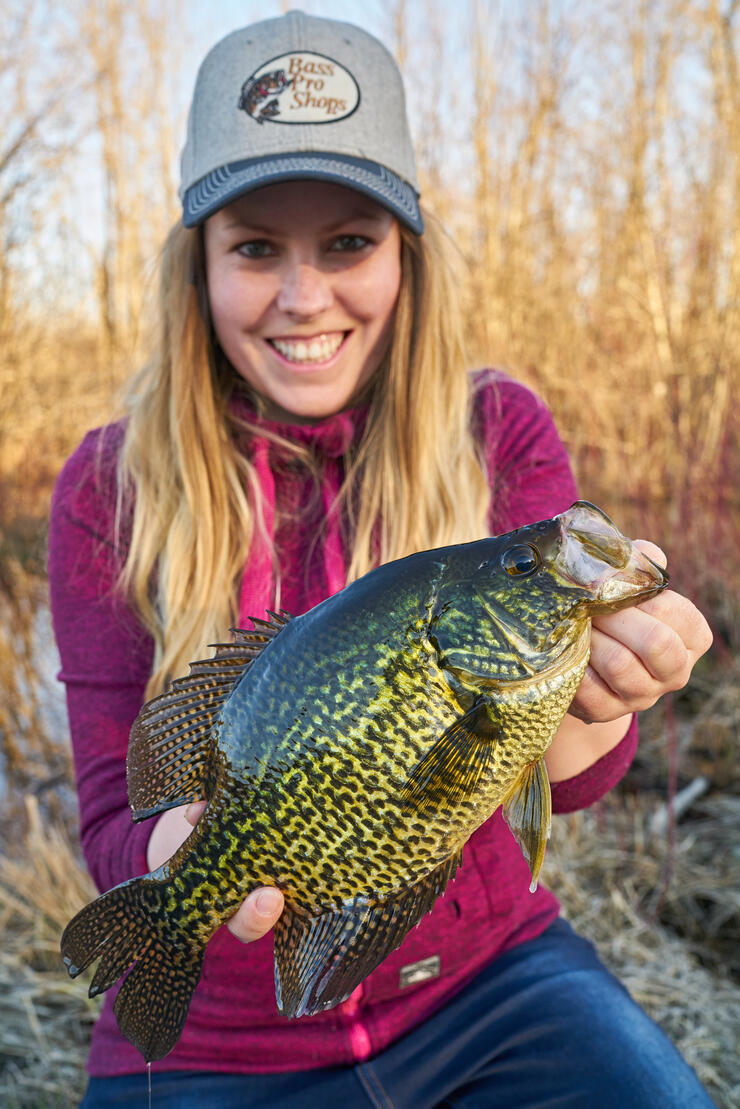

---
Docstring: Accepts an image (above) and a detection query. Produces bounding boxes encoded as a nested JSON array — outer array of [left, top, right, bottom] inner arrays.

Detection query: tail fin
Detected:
[[61, 875, 205, 1061]]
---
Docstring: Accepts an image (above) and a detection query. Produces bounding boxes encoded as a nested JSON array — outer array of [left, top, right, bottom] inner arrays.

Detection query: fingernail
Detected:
[[254, 889, 282, 917]]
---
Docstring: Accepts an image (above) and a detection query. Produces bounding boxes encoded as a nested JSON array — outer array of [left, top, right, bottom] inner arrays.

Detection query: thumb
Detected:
[[227, 887, 285, 944], [633, 538, 667, 569], [184, 800, 208, 826]]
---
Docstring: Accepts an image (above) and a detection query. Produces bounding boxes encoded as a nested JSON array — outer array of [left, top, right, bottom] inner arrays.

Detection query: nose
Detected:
[[275, 259, 333, 319]]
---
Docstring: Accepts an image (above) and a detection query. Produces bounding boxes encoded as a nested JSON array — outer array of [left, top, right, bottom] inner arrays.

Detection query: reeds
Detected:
[[0, 799, 98, 1108], [0, 708, 737, 1107], [547, 790, 740, 1106], [0, 0, 738, 1104]]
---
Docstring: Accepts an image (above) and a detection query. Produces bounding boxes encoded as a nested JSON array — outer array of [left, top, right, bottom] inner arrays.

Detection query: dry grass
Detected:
[[548, 789, 740, 1108], [0, 704, 738, 1108], [0, 561, 73, 825], [0, 1, 738, 1104], [0, 798, 98, 1108], [1, 554, 736, 1109]]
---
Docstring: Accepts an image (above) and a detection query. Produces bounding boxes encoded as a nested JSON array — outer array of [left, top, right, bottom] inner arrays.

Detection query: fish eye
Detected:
[[501, 544, 541, 577]]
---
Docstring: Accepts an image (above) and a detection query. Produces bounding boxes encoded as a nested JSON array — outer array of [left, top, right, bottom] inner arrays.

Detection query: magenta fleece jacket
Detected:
[[48, 371, 639, 1077]]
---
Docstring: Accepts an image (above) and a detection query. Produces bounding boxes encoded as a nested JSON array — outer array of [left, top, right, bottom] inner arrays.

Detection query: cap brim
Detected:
[[182, 152, 423, 234]]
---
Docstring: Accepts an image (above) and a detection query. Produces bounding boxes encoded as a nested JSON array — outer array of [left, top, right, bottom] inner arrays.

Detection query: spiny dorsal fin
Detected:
[[127, 611, 293, 821], [274, 849, 463, 1018], [501, 757, 552, 892], [400, 698, 500, 813]]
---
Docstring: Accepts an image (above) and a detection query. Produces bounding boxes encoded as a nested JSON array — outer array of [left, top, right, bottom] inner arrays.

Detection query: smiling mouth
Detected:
[[268, 332, 347, 365]]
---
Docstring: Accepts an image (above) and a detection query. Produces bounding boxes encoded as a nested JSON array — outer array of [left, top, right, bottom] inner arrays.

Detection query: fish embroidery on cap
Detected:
[[238, 52, 360, 125], [238, 70, 293, 124]]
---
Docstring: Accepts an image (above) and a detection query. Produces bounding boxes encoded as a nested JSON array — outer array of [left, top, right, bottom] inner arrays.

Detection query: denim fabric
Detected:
[[80, 919, 716, 1108]]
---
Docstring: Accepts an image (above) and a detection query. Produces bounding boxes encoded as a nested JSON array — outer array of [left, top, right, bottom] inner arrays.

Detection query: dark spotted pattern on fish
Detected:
[[61, 502, 668, 1062]]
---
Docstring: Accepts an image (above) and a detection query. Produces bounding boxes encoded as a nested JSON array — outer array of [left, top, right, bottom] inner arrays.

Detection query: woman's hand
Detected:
[[146, 802, 284, 942], [546, 541, 713, 782], [569, 541, 713, 724]]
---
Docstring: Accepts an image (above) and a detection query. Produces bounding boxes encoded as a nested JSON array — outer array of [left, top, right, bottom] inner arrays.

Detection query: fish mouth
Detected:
[[555, 501, 669, 611]]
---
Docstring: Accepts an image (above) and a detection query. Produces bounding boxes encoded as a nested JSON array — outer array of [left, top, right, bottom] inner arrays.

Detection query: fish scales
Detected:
[[213, 643, 463, 906], [61, 501, 669, 1062], [167, 629, 578, 958]]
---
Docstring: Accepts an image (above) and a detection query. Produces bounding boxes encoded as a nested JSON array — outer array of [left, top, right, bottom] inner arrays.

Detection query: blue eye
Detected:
[[502, 544, 541, 577], [330, 234, 369, 252], [238, 240, 274, 258]]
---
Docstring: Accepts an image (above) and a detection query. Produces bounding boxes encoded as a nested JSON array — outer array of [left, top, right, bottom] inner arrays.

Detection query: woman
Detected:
[[49, 11, 714, 1107]]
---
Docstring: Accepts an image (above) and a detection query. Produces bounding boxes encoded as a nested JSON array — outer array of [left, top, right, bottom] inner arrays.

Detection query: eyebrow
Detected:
[[219, 206, 386, 235]]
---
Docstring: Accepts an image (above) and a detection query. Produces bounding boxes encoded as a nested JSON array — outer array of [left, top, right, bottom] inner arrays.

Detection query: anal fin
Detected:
[[502, 757, 552, 892], [274, 850, 462, 1018]]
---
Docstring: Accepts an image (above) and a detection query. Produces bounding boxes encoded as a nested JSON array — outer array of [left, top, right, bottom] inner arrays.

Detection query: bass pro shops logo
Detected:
[[238, 52, 360, 125]]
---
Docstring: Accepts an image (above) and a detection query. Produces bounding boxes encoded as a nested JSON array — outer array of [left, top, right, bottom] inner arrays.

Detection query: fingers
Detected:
[[628, 590, 713, 657], [571, 624, 672, 722], [147, 803, 201, 871], [569, 661, 634, 723], [227, 887, 284, 944], [571, 586, 713, 723], [591, 607, 687, 688], [629, 542, 712, 658], [593, 589, 712, 672]]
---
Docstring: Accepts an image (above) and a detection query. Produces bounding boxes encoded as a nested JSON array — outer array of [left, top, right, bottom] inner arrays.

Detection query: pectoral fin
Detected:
[[400, 699, 500, 812], [502, 758, 552, 892]]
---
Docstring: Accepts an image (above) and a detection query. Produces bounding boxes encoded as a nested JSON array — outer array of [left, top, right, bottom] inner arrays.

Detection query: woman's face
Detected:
[[204, 180, 402, 423]]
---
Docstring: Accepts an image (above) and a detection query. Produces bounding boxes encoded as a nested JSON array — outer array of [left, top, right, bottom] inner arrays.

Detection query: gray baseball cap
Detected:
[[180, 10, 423, 234]]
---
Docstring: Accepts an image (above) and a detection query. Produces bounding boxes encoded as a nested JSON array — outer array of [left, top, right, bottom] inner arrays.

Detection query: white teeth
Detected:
[[271, 333, 344, 363]]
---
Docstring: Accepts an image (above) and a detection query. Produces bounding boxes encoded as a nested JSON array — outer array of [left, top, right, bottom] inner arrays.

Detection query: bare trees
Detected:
[[383, 0, 738, 605], [0, 3, 81, 334], [1, 0, 182, 505], [78, 0, 181, 363], [0, 0, 737, 609]]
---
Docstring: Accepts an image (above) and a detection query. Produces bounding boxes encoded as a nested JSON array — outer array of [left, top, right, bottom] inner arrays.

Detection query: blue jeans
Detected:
[[80, 919, 716, 1108]]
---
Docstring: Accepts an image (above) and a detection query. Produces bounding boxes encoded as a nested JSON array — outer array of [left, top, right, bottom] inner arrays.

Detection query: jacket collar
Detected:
[[229, 391, 367, 459]]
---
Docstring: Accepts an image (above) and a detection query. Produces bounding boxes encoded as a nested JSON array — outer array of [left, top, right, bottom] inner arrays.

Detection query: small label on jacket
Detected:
[[399, 955, 441, 989]]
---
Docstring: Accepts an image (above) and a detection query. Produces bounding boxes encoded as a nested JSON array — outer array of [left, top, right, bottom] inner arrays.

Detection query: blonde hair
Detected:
[[119, 206, 491, 697]]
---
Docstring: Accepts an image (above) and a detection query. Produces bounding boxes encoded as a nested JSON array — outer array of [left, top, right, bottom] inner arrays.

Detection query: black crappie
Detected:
[[61, 501, 667, 1061]]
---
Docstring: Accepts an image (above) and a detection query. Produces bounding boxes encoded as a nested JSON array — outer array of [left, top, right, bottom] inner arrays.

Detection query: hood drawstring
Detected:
[[235, 402, 364, 626], [320, 457, 347, 599], [239, 435, 277, 626]]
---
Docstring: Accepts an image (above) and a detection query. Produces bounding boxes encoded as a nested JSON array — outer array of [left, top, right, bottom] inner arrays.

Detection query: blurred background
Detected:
[[0, 0, 738, 1105]]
